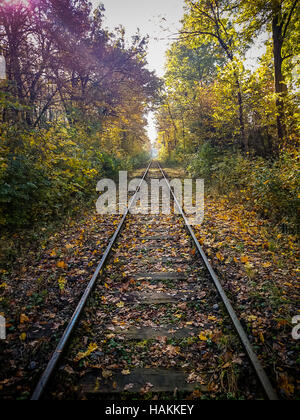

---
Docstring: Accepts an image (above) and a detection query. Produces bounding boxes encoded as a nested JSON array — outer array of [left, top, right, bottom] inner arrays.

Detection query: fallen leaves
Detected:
[[0, 210, 124, 399], [57, 276, 67, 292], [194, 192, 299, 399], [241, 255, 250, 264], [262, 262, 272, 268], [166, 345, 180, 356], [216, 252, 224, 262], [140, 382, 154, 395], [187, 372, 206, 384], [20, 314, 30, 324], [74, 343, 98, 362], [278, 373, 295, 397], [199, 331, 213, 342]]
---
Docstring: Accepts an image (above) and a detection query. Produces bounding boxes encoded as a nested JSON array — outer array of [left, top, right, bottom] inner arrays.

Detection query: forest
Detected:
[[0, 0, 160, 233], [156, 0, 299, 234]]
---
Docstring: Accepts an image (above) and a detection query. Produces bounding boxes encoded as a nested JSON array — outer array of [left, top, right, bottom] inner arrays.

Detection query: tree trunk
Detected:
[[235, 76, 248, 153], [272, 7, 288, 149]]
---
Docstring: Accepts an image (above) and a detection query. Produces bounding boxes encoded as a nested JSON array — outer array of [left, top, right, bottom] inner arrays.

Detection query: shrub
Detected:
[[187, 144, 299, 232], [0, 124, 148, 230], [249, 152, 299, 231], [187, 142, 219, 181]]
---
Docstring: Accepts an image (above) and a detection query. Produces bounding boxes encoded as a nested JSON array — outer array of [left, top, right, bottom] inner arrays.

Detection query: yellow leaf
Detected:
[[20, 314, 29, 324], [279, 373, 294, 396], [121, 369, 130, 375], [245, 262, 254, 269], [199, 333, 208, 342], [166, 345, 180, 355], [241, 255, 249, 264], [199, 330, 213, 342], [216, 252, 224, 262], [75, 343, 98, 362], [262, 262, 272, 268], [116, 302, 125, 308], [20, 333, 27, 341]]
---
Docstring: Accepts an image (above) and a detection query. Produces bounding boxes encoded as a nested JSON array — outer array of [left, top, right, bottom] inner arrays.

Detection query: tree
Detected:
[[0, 0, 160, 152], [238, 0, 300, 146], [156, 38, 220, 159], [181, 0, 249, 152]]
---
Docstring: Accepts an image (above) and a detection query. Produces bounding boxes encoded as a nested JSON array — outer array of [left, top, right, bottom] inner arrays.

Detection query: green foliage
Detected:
[[187, 143, 218, 181], [249, 152, 300, 230], [156, 0, 299, 234], [0, 123, 148, 229], [188, 147, 300, 231], [128, 151, 151, 169]]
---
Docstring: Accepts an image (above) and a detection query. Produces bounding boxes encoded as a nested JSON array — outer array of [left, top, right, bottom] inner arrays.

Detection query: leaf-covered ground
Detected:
[[48, 210, 258, 400], [0, 210, 121, 399], [0, 165, 299, 400]]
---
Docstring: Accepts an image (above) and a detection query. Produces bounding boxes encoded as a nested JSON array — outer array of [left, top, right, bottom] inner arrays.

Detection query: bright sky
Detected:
[[92, 0, 185, 142]]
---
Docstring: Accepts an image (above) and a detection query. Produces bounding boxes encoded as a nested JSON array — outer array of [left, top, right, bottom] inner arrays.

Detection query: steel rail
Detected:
[[157, 162, 278, 401], [31, 161, 153, 400]]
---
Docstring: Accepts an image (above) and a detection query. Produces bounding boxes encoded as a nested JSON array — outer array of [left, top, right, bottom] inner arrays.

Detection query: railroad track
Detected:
[[31, 161, 278, 400]]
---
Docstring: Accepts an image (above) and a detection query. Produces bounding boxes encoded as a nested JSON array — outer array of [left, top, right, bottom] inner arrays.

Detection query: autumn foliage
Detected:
[[156, 0, 299, 232], [0, 0, 159, 229]]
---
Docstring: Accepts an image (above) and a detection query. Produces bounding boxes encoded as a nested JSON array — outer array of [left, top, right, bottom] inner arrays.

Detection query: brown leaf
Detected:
[[102, 369, 113, 379]]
